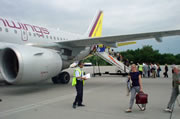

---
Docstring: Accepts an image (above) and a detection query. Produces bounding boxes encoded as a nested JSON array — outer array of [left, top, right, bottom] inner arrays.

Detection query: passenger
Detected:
[[143, 63, 148, 78], [108, 48, 111, 55], [147, 63, 151, 78], [126, 59, 129, 67], [151, 64, 156, 78], [171, 64, 175, 74], [164, 66, 180, 112], [98, 44, 105, 52], [120, 54, 123, 61], [164, 64, 169, 78], [111, 49, 114, 56], [126, 64, 145, 112], [157, 64, 161, 77], [117, 53, 121, 61], [72, 60, 87, 109]]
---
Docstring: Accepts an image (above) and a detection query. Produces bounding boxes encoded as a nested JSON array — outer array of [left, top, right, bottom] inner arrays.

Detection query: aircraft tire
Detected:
[[59, 72, 70, 84], [52, 72, 70, 84]]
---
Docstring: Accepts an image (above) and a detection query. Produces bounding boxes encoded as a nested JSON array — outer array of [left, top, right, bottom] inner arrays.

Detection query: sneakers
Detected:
[[141, 107, 145, 111], [72, 104, 76, 109], [125, 109, 132, 113], [164, 108, 172, 112]]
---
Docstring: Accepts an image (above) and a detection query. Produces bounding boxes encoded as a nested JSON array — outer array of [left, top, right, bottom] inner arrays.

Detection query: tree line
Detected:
[[84, 45, 180, 65]]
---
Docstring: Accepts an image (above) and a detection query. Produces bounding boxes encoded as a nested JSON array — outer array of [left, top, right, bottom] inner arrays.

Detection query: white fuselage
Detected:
[[0, 17, 91, 62]]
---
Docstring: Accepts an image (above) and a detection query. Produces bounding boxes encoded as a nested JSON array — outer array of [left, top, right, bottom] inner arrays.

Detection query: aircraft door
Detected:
[[21, 30, 28, 41]]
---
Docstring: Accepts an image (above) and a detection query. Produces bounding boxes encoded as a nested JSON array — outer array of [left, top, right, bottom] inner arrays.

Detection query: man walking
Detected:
[[164, 66, 180, 112], [164, 64, 169, 78], [72, 60, 87, 109]]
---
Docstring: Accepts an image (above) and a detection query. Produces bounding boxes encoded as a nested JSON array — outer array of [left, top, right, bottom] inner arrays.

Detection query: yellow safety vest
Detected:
[[139, 65, 143, 71], [72, 67, 85, 86]]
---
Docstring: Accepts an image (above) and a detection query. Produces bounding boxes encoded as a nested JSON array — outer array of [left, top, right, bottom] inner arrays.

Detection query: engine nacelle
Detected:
[[0, 44, 62, 84]]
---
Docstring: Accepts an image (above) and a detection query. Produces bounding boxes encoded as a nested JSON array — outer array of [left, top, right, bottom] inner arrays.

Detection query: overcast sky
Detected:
[[0, 0, 180, 54]]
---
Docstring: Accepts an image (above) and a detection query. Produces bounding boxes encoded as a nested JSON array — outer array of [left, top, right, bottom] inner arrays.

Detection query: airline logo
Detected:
[[89, 11, 103, 37], [0, 17, 49, 36]]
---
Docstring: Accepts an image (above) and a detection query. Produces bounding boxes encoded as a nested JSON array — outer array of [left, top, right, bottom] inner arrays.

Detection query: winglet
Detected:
[[85, 10, 103, 37]]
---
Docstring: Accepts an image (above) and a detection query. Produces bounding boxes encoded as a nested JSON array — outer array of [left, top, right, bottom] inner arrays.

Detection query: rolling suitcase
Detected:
[[136, 91, 148, 110]]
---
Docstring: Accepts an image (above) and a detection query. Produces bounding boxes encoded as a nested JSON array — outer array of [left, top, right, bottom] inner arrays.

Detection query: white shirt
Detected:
[[75, 68, 83, 81]]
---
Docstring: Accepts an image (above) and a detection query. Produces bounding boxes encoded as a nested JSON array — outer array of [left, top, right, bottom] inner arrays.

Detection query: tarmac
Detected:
[[0, 66, 179, 119]]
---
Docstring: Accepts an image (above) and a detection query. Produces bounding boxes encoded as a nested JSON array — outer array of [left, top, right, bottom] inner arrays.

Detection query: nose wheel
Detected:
[[52, 71, 70, 84]]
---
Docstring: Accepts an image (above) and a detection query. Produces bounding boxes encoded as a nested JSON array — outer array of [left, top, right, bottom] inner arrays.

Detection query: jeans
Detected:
[[167, 87, 179, 109], [129, 86, 145, 109]]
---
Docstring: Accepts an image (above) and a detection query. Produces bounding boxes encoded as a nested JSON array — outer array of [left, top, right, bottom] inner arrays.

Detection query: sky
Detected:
[[0, 0, 180, 54]]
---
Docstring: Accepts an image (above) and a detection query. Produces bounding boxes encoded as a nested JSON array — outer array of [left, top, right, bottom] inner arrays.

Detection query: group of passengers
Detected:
[[126, 63, 180, 112], [136, 63, 170, 78]]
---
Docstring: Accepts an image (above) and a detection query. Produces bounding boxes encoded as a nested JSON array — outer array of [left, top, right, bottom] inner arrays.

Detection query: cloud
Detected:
[[0, 0, 180, 54]]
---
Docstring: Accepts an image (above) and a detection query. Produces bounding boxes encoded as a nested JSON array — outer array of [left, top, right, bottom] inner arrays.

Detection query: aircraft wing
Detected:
[[60, 29, 180, 47]]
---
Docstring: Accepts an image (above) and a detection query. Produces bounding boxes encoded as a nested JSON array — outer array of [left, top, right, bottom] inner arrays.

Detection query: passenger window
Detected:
[[57, 37, 59, 40], [23, 31, 26, 35], [14, 30, 17, 34], [37, 34, 40, 37], [54, 36, 56, 40], [0, 27, 2, 32], [29, 32, 31, 36], [50, 36, 52, 39], [46, 35, 48, 39], [5, 28, 8, 32], [33, 33, 36, 37]]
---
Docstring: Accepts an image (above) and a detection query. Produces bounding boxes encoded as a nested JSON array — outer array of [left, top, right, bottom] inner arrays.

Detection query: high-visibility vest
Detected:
[[72, 67, 85, 86], [139, 65, 143, 71]]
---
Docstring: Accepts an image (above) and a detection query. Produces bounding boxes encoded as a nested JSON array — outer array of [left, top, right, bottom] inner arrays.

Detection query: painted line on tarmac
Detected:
[[0, 87, 103, 118]]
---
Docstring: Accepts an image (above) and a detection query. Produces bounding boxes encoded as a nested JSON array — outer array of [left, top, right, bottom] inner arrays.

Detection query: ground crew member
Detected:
[[164, 66, 180, 112], [72, 60, 87, 109]]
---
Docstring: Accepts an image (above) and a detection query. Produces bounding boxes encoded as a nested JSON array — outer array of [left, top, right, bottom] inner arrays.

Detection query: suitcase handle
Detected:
[[138, 91, 144, 94]]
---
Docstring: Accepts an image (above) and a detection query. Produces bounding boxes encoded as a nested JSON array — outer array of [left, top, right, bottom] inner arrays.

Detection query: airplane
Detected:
[[0, 10, 180, 85]]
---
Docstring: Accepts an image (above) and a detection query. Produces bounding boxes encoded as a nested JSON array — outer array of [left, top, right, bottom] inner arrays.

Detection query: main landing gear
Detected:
[[52, 71, 70, 84]]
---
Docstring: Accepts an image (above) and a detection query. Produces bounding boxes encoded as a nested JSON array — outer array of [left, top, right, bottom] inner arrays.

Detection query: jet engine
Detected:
[[0, 44, 63, 84]]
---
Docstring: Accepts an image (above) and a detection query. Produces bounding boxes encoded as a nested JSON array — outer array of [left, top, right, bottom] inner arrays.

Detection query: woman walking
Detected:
[[126, 64, 145, 112]]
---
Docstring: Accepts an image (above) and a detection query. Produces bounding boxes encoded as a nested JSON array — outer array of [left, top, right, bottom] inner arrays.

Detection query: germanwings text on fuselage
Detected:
[[0, 17, 49, 36]]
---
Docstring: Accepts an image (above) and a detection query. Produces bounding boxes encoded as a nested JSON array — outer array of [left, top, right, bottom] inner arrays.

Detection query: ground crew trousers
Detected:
[[74, 80, 83, 105], [167, 88, 179, 109]]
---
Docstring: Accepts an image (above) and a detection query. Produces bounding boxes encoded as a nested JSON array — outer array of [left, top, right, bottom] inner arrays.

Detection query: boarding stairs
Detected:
[[95, 52, 130, 73]]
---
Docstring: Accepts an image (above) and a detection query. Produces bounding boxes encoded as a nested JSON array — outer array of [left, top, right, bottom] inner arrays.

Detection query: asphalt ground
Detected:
[[0, 66, 179, 119]]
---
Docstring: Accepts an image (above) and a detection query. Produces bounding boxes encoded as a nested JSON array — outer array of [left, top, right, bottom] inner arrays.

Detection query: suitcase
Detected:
[[136, 91, 148, 110]]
